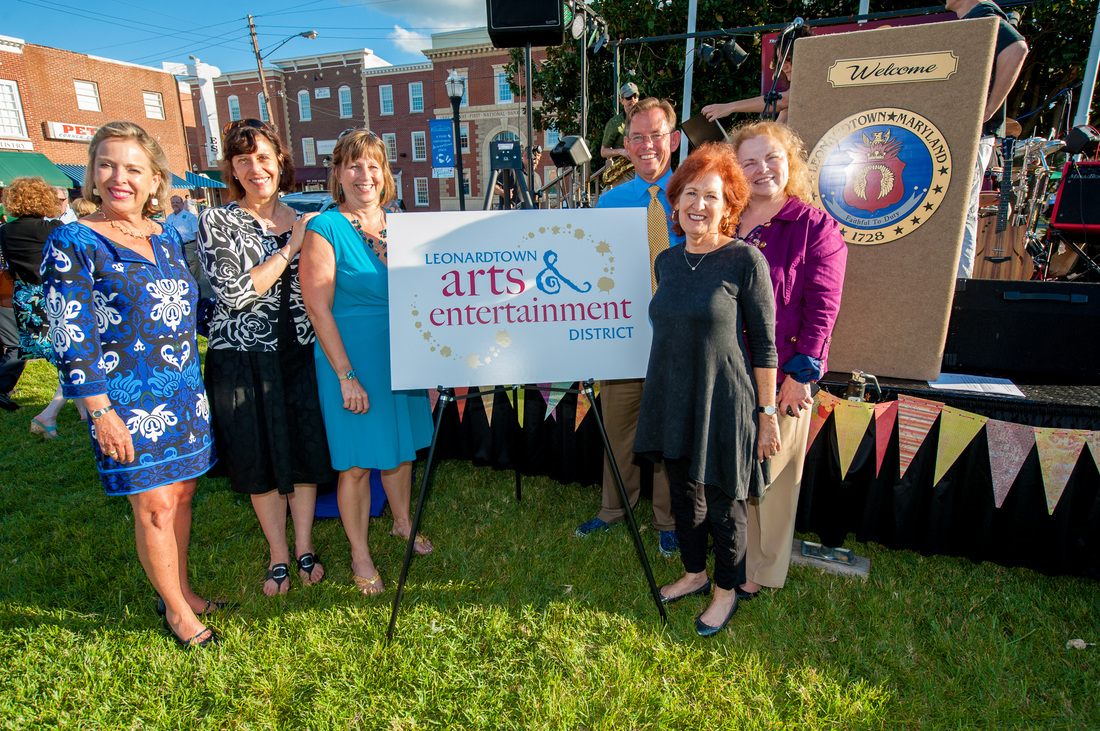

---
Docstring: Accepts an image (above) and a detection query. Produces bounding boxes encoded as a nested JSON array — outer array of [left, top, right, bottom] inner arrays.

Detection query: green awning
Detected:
[[201, 169, 224, 183], [0, 150, 73, 188]]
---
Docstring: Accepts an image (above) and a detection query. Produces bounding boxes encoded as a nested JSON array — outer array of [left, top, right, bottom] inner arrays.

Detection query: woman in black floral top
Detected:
[[198, 120, 334, 596]]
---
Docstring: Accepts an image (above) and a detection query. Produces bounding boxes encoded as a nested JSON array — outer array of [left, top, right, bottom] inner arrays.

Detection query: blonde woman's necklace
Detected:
[[345, 207, 387, 263], [101, 212, 156, 241]]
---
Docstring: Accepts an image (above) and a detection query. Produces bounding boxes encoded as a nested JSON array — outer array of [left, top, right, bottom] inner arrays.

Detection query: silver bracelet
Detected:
[[275, 249, 290, 263]]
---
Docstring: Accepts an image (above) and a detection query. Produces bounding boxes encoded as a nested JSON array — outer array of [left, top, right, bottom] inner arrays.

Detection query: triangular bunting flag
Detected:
[[480, 388, 495, 427], [517, 387, 525, 429], [985, 419, 1035, 508], [545, 382, 571, 422], [454, 386, 469, 422], [575, 390, 591, 431], [429, 388, 440, 414], [806, 390, 841, 453], [1034, 427, 1087, 515], [505, 385, 515, 410], [833, 399, 875, 479], [897, 395, 944, 480], [872, 400, 898, 477], [933, 406, 989, 485], [1085, 431, 1100, 470]]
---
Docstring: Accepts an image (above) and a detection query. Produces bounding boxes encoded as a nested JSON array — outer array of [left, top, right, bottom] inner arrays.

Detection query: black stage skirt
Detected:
[[205, 342, 336, 495]]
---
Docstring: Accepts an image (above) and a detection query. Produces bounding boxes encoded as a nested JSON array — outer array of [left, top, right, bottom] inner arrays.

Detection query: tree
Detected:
[[512, 0, 1098, 153]]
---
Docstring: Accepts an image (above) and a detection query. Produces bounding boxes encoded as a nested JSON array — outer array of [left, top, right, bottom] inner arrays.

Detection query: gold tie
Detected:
[[647, 184, 670, 295]]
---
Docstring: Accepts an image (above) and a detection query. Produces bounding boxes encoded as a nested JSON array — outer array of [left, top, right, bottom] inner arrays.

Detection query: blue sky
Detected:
[[4, 0, 488, 73]]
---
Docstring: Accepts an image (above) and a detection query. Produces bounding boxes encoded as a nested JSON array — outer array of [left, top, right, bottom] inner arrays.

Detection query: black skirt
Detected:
[[205, 342, 335, 495]]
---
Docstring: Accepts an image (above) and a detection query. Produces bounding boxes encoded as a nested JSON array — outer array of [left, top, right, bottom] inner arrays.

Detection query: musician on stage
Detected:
[[701, 26, 812, 125], [949, 0, 1028, 278], [601, 83, 640, 161]]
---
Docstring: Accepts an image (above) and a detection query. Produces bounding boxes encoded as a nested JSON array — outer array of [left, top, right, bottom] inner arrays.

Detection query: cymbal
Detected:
[[1006, 117, 1023, 137]]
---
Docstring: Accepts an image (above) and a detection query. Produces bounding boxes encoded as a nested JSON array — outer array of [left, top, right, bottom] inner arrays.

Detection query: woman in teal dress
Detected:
[[300, 129, 433, 596]]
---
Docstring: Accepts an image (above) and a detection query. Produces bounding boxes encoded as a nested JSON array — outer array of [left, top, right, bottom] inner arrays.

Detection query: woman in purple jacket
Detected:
[[729, 121, 848, 599]]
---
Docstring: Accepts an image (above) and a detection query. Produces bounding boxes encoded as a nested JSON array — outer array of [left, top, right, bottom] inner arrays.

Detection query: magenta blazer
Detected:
[[749, 196, 847, 381]]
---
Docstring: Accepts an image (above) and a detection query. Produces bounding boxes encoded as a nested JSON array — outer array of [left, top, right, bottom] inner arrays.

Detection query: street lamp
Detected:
[[248, 16, 317, 124], [445, 71, 466, 211]]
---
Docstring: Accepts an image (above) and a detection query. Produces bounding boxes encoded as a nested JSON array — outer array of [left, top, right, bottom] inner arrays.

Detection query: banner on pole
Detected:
[[388, 209, 652, 389], [430, 119, 456, 169]]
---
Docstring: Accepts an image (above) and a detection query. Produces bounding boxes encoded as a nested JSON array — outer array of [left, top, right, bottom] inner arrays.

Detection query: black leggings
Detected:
[[665, 457, 747, 591]]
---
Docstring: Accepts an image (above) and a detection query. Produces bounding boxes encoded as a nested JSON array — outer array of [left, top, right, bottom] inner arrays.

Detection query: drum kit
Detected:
[[978, 126, 1099, 282]]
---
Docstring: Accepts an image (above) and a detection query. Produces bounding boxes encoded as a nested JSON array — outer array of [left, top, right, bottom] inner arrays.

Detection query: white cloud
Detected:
[[389, 25, 432, 54], [364, 0, 487, 32]]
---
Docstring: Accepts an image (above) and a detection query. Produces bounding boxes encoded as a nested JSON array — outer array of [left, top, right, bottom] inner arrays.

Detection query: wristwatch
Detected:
[[90, 404, 115, 420], [340, 370, 356, 381], [758, 405, 777, 416]]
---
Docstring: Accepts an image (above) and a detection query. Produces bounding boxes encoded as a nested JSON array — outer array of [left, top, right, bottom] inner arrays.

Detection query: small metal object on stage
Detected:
[[844, 370, 881, 402]]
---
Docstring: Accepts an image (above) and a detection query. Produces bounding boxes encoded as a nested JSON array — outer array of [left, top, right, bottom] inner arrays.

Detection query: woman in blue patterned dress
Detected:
[[300, 129, 434, 596], [41, 121, 219, 649]]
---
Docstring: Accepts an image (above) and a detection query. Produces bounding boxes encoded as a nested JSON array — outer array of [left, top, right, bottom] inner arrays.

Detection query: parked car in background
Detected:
[[280, 191, 335, 213]]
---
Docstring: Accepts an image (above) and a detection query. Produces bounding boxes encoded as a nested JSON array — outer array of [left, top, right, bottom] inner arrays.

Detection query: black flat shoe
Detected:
[[735, 586, 758, 600], [659, 579, 712, 604], [695, 597, 739, 638]]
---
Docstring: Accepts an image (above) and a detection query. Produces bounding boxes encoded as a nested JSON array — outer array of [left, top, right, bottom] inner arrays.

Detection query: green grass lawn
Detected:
[[1, 358, 1097, 730]]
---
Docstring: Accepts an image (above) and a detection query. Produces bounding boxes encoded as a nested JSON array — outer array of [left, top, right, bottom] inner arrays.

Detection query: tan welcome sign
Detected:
[[828, 52, 959, 88]]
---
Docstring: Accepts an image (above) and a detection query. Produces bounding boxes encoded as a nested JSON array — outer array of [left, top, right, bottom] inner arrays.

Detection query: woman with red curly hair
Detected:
[[634, 142, 780, 637]]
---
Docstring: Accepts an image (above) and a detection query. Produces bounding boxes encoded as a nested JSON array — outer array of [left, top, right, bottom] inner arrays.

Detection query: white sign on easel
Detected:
[[387, 209, 652, 390]]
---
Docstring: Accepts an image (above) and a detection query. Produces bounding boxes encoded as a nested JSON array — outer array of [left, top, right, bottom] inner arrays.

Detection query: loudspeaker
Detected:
[[549, 136, 591, 168], [1062, 124, 1100, 156], [486, 0, 565, 49], [1050, 161, 1100, 236], [942, 279, 1100, 379]]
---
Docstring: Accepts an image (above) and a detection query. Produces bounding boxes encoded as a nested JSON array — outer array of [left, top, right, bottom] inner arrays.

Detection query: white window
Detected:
[[379, 85, 393, 115], [458, 75, 468, 107], [74, 80, 101, 112], [382, 133, 397, 163], [298, 90, 311, 121], [545, 128, 561, 149], [0, 80, 28, 138], [495, 71, 513, 104], [409, 82, 424, 113], [227, 95, 241, 122], [411, 131, 426, 162], [142, 91, 164, 120], [301, 137, 316, 166], [257, 93, 269, 123], [414, 177, 429, 207], [459, 124, 470, 153], [338, 86, 353, 118], [463, 168, 471, 196]]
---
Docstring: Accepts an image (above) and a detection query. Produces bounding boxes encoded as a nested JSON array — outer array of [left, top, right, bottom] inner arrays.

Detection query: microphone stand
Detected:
[[762, 23, 798, 121]]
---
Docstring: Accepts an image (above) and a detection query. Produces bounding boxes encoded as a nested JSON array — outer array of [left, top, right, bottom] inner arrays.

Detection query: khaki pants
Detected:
[[744, 409, 812, 588], [596, 378, 674, 531]]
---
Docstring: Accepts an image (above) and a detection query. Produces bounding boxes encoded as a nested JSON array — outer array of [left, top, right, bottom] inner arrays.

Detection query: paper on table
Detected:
[[927, 373, 1026, 398]]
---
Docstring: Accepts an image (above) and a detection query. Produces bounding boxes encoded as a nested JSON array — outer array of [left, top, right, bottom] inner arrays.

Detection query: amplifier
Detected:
[[942, 279, 1100, 380], [1050, 161, 1100, 236]]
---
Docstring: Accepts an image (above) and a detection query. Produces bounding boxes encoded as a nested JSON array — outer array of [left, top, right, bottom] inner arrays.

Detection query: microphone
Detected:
[[781, 17, 804, 35]]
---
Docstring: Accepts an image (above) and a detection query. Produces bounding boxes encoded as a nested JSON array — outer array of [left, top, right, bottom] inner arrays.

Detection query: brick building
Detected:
[[0, 34, 197, 193]]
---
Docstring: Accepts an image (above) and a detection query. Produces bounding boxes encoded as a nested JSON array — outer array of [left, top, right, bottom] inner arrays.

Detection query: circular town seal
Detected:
[[806, 108, 951, 245]]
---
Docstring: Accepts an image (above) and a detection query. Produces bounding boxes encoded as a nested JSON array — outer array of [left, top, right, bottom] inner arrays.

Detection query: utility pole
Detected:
[[248, 14, 275, 124]]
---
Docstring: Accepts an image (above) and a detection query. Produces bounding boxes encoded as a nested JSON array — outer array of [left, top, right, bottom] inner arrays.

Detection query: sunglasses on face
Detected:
[[221, 118, 273, 137]]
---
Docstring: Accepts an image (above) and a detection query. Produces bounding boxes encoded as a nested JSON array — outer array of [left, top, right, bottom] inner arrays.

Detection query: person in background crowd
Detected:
[[71, 198, 98, 218], [52, 186, 78, 225], [0, 245, 24, 412], [0, 176, 87, 436], [198, 119, 335, 596], [634, 142, 779, 637], [577, 97, 684, 558], [729, 120, 847, 600], [701, 26, 812, 126], [947, 0, 1028, 278], [301, 128, 434, 597], [167, 195, 210, 298], [41, 121, 218, 649]]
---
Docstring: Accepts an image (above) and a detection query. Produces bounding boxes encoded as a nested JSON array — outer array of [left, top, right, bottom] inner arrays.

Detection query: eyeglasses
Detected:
[[626, 131, 671, 145], [338, 128, 380, 140], [221, 118, 272, 137]]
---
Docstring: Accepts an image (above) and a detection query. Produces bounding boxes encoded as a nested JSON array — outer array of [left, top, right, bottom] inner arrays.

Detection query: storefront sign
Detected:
[[0, 139, 33, 151], [44, 122, 98, 142], [388, 209, 651, 389]]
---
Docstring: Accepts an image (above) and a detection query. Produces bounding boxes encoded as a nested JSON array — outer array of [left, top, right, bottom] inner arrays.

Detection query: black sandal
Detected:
[[162, 616, 220, 649], [156, 597, 238, 616], [296, 553, 324, 585], [266, 563, 290, 593]]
